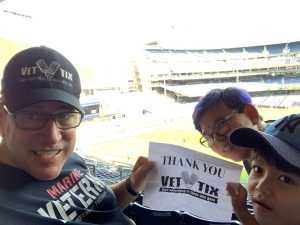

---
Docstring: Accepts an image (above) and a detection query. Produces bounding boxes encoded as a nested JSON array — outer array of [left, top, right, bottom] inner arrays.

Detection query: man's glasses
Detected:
[[200, 111, 239, 148], [4, 106, 83, 130]]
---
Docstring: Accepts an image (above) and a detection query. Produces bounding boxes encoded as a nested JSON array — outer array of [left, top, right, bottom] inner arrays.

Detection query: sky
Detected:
[[0, 0, 300, 85]]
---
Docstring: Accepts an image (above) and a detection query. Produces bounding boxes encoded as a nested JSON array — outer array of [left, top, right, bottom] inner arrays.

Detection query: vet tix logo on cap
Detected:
[[21, 59, 73, 81]]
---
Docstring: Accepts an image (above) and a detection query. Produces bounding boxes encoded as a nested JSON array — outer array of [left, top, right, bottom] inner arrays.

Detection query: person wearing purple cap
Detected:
[[227, 114, 300, 225], [0, 46, 154, 225], [192, 87, 265, 172]]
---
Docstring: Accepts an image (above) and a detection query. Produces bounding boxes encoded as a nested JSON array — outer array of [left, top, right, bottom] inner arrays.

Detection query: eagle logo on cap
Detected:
[[36, 59, 60, 79]]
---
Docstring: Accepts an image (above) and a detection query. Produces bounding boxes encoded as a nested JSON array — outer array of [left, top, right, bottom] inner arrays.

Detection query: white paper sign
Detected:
[[143, 142, 243, 222]]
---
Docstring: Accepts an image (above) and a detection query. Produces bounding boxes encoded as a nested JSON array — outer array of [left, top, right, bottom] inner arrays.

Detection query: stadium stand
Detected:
[[80, 95, 101, 120], [79, 41, 300, 225], [133, 41, 300, 108], [84, 157, 132, 185]]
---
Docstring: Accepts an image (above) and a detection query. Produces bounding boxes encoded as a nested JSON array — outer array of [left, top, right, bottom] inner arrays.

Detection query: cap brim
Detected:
[[6, 88, 84, 115], [230, 128, 300, 168]]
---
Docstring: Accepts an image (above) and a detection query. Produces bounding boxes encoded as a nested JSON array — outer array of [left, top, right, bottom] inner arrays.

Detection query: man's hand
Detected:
[[129, 156, 155, 193], [112, 156, 154, 209]]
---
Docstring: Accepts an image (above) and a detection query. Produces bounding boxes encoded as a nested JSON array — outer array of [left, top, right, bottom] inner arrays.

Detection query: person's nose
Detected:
[[255, 173, 273, 196], [40, 119, 62, 145]]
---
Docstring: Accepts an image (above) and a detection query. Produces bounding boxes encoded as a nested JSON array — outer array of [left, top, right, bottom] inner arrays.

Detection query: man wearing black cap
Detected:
[[0, 46, 154, 225], [227, 114, 300, 225]]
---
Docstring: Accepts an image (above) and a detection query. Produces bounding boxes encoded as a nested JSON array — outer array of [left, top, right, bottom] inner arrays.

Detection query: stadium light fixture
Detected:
[[145, 41, 159, 46]]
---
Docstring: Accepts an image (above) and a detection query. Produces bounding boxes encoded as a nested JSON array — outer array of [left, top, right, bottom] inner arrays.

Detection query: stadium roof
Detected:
[[145, 41, 300, 54]]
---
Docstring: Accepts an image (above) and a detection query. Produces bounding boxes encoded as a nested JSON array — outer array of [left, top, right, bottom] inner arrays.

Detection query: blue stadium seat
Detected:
[[268, 44, 285, 55], [288, 41, 300, 52], [245, 46, 263, 53], [83, 157, 132, 185]]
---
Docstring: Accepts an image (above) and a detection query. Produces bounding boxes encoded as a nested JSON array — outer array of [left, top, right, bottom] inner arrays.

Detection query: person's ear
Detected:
[[243, 104, 259, 125], [0, 100, 6, 137]]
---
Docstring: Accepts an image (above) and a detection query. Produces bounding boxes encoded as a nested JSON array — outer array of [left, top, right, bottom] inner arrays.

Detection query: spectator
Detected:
[[0, 46, 154, 225], [192, 87, 265, 172], [227, 113, 300, 225]]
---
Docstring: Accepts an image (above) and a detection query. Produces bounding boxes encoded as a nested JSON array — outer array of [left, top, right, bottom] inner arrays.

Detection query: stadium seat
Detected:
[[182, 212, 241, 225], [124, 203, 242, 225], [124, 202, 181, 225]]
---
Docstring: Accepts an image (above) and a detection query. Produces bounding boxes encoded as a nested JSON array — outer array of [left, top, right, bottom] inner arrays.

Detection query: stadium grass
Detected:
[[82, 106, 300, 183]]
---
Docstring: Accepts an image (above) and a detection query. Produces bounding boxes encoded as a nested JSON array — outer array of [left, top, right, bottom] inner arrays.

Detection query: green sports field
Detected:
[[79, 106, 300, 183]]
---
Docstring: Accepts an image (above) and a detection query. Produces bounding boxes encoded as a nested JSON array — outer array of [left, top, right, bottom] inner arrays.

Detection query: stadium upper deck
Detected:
[[142, 41, 300, 81], [133, 41, 300, 103]]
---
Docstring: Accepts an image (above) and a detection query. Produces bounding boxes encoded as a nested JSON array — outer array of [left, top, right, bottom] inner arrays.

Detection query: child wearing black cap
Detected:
[[227, 113, 300, 225]]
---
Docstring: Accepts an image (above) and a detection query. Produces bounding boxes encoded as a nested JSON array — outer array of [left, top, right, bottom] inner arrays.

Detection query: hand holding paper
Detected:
[[130, 156, 155, 193], [143, 142, 243, 222]]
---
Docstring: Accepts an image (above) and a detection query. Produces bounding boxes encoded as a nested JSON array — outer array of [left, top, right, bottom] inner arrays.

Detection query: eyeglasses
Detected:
[[193, 88, 251, 132], [4, 106, 83, 130], [200, 111, 239, 148]]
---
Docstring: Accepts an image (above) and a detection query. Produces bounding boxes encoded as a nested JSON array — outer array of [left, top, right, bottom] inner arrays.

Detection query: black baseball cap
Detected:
[[1, 46, 84, 114], [230, 114, 300, 169]]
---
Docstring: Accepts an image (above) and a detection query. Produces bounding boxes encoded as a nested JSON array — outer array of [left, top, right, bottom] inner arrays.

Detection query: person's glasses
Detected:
[[200, 110, 239, 148], [4, 106, 83, 130]]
